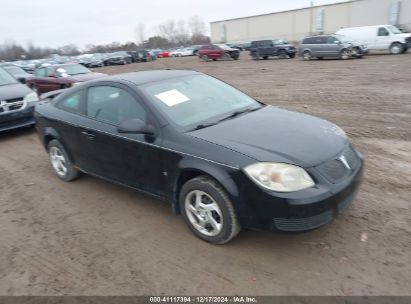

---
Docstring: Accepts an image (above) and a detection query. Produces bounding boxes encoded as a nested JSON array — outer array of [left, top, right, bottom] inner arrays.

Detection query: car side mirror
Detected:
[[117, 118, 155, 135], [17, 77, 26, 84]]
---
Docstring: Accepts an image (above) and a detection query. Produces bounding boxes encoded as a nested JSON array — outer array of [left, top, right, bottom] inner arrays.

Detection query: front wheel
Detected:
[[278, 49, 287, 59], [390, 42, 404, 55], [180, 176, 241, 244], [340, 49, 350, 60], [201, 55, 209, 62], [47, 140, 79, 182]]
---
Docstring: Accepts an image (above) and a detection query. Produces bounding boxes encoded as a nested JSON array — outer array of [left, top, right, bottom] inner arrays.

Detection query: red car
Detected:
[[26, 63, 107, 95], [156, 50, 169, 58], [197, 44, 240, 61]]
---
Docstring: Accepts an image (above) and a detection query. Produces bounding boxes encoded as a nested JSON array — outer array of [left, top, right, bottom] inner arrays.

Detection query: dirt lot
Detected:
[[1, 53, 410, 296]]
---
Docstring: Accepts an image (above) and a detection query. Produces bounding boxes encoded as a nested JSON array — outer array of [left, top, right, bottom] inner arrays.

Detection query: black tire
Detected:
[[390, 42, 404, 55], [278, 49, 287, 59], [303, 51, 311, 60], [263, 56, 269, 60], [179, 176, 241, 244], [340, 49, 350, 60], [289, 53, 296, 58], [47, 139, 79, 182], [317, 57, 324, 60]]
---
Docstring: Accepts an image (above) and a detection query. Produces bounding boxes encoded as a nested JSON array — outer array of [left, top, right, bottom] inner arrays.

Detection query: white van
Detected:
[[336, 25, 411, 54]]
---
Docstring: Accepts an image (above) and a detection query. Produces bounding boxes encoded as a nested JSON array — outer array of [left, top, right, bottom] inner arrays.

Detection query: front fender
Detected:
[[170, 157, 240, 214]]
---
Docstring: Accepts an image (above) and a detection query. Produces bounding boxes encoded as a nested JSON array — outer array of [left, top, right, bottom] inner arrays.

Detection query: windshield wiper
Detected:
[[218, 107, 261, 122], [190, 122, 218, 131]]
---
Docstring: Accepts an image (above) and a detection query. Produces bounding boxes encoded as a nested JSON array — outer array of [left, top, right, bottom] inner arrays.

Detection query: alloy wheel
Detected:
[[185, 190, 223, 237], [49, 146, 67, 177]]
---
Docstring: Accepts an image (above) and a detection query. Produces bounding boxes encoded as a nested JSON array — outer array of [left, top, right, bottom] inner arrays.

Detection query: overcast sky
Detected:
[[0, 0, 348, 49]]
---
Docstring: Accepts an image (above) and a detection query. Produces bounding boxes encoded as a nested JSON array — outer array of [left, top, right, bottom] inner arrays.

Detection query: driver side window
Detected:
[[86, 86, 146, 125], [378, 27, 389, 36]]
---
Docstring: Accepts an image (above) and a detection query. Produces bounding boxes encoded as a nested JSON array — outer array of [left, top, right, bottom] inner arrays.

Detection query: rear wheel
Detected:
[[180, 176, 241, 244], [263, 56, 268, 60], [390, 42, 403, 55], [47, 140, 78, 182], [303, 51, 311, 60]]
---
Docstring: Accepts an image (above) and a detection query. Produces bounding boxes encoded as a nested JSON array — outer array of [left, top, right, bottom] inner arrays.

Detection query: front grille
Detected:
[[316, 145, 360, 183], [274, 210, 333, 231], [6, 98, 23, 103], [0, 100, 24, 113]]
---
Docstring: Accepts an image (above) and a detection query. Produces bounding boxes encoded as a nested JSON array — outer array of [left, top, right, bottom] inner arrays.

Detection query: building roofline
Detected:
[[210, 0, 355, 24]]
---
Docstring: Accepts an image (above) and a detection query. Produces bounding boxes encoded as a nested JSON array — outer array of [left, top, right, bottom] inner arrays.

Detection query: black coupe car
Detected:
[[35, 70, 363, 244]]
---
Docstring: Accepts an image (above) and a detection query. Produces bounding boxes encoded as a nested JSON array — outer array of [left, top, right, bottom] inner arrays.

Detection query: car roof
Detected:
[[106, 70, 201, 86]]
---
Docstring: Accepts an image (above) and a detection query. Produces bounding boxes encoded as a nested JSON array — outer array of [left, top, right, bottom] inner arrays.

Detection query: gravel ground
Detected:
[[0, 53, 410, 296]]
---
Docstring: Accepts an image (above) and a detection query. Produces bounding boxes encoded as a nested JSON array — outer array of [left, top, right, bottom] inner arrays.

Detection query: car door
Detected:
[[44, 67, 63, 92], [325, 36, 341, 57], [31, 67, 48, 93], [77, 83, 165, 196], [313, 36, 328, 57], [210, 45, 223, 59], [375, 27, 391, 50]]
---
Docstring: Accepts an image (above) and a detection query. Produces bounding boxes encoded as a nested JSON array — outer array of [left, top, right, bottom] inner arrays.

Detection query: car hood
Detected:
[[396, 33, 411, 38], [69, 72, 107, 82], [0, 83, 33, 100], [278, 44, 295, 48], [188, 106, 347, 167]]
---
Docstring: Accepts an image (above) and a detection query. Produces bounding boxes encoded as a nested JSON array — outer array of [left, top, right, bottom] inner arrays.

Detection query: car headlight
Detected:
[[23, 92, 39, 106], [243, 163, 315, 192]]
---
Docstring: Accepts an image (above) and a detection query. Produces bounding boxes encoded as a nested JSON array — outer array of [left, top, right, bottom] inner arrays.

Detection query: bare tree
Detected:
[[188, 16, 206, 36], [158, 20, 177, 42]]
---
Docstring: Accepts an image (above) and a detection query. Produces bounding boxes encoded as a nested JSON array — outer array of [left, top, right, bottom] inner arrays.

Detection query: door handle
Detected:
[[81, 130, 95, 140]]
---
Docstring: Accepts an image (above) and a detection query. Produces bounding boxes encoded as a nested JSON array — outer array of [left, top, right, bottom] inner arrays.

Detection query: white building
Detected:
[[210, 0, 411, 43]]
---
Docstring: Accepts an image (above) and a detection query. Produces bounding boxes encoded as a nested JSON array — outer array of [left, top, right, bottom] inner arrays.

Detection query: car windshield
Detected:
[[4, 66, 29, 77], [140, 74, 262, 130], [56, 64, 91, 76], [387, 25, 402, 34], [0, 68, 18, 86], [335, 35, 351, 43], [273, 39, 289, 45]]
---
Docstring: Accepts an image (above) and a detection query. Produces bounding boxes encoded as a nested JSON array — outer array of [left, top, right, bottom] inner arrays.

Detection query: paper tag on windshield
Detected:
[[155, 89, 189, 106]]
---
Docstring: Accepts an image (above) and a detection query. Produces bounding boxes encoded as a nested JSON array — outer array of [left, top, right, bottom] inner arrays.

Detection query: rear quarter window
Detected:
[[56, 91, 83, 114]]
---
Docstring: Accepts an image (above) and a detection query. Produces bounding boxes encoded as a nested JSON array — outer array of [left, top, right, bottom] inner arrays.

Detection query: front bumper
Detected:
[[0, 105, 35, 132], [234, 148, 364, 232]]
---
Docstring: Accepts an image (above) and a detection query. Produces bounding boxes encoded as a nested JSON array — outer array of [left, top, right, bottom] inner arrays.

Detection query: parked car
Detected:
[[198, 44, 240, 61], [78, 55, 105, 68], [175, 48, 195, 57], [298, 35, 367, 60], [35, 70, 363, 244], [26, 63, 107, 95], [336, 24, 411, 54], [104, 51, 132, 65], [240, 42, 252, 51], [0, 67, 38, 131], [250, 39, 297, 59], [156, 50, 170, 58], [0, 63, 33, 84], [128, 50, 156, 62]]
